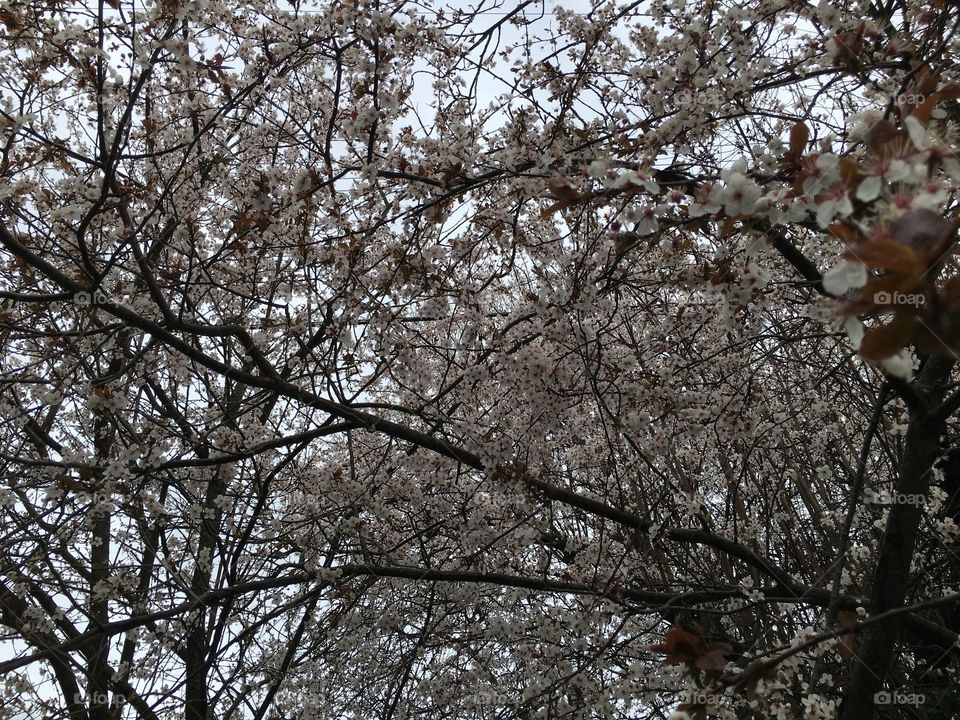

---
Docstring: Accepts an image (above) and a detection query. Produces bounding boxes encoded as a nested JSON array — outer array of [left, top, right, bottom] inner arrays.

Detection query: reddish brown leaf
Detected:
[[709, 260, 734, 285], [649, 626, 700, 666], [838, 156, 861, 186], [915, 63, 941, 97], [540, 200, 569, 218], [911, 95, 937, 124], [859, 314, 919, 361], [860, 275, 920, 297], [841, 235, 919, 273], [789, 121, 809, 156], [649, 624, 733, 672], [694, 643, 733, 671], [864, 120, 900, 154], [831, 24, 865, 66], [889, 209, 957, 259], [827, 222, 865, 245], [547, 176, 581, 201], [841, 275, 922, 315], [0, 8, 20, 29], [936, 83, 960, 101]]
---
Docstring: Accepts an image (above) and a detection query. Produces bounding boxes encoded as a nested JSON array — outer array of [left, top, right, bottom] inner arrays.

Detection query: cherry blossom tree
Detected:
[[1, 0, 960, 718]]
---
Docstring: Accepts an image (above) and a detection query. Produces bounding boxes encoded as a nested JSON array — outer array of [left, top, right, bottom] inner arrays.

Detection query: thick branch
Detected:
[[839, 357, 954, 720]]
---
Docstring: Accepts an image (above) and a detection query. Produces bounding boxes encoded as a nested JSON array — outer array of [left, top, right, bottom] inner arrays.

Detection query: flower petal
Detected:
[[905, 115, 928, 150], [822, 259, 867, 295], [856, 175, 882, 201]]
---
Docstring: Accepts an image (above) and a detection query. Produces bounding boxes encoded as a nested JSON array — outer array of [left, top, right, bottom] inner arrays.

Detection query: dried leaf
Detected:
[[889, 209, 958, 263], [0, 8, 20, 29], [831, 25, 865, 66], [649, 624, 733, 672], [842, 275, 921, 315], [547, 176, 581, 201], [911, 95, 937, 124], [915, 63, 941, 97], [827, 222, 865, 245], [838, 156, 861, 186], [720, 217, 738, 237], [860, 314, 919, 361], [789, 121, 809, 156], [694, 643, 734, 671], [709, 259, 734, 285], [864, 120, 900, 154], [540, 200, 569, 218], [842, 235, 919, 273], [935, 83, 960, 101]]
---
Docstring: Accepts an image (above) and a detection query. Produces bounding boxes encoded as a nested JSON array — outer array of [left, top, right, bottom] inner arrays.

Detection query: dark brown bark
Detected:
[[839, 357, 954, 720]]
